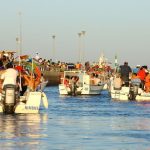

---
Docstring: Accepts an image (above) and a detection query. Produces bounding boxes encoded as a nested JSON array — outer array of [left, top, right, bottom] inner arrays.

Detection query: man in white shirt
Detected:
[[1, 63, 18, 88]]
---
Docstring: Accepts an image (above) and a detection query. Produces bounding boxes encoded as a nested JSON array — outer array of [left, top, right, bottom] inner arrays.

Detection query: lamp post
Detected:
[[18, 11, 22, 55], [81, 30, 86, 64], [78, 33, 82, 63], [52, 35, 56, 62], [16, 37, 20, 65]]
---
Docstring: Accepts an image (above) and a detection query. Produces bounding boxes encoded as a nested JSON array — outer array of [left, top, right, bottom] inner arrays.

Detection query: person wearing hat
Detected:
[[133, 65, 140, 74]]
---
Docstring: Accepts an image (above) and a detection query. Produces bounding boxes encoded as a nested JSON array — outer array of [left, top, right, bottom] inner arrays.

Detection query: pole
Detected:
[[18, 11, 22, 56], [81, 30, 86, 64], [52, 35, 56, 61], [78, 33, 82, 63], [16, 37, 22, 91]]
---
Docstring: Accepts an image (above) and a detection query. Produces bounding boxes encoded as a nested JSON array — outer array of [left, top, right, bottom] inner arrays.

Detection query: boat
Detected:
[[59, 70, 104, 95], [0, 84, 48, 114], [109, 78, 150, 102]]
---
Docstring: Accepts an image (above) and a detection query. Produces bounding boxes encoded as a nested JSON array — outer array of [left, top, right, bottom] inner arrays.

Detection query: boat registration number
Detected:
[[25, 106, 39, 110]]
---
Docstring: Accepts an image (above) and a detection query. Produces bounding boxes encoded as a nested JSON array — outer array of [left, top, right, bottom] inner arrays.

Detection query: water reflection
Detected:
[[1, 86, 150, 149], [0, 113, 48, 150]]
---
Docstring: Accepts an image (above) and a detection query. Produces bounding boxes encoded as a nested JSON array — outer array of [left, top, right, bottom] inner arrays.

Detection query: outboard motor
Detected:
[[1, 84, 18, 114], [70, 82, 77, 96], [129, 84, 139, 100]]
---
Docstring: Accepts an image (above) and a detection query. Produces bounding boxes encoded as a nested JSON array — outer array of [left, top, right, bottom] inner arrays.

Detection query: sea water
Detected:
[[0, 86, 150, 150]]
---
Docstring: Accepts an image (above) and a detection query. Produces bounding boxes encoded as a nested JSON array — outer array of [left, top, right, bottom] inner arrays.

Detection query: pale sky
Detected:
[[0, 0, 150, 67]]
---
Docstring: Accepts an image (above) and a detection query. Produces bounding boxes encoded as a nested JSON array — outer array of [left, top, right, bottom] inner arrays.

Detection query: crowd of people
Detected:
[[0, 51, 45, 96], [1, 51, 150, 96]]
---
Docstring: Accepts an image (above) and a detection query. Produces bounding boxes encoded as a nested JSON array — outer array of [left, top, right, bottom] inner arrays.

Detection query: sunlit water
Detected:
[[0, 86, 150, 150]]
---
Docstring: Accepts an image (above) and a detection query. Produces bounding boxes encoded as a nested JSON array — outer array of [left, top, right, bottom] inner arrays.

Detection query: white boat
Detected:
[[135, 89, 150, 102], [59, 71, 104, 95], [109, 78, 150, 102], [0, 84, 48, 114]]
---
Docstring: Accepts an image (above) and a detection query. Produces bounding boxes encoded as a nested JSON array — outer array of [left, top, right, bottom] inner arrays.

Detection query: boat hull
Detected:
[[59, 84, 104, 95], [136, 93, 150, 102], [0, 91, 48, 114], [110, 87, 130, 101]]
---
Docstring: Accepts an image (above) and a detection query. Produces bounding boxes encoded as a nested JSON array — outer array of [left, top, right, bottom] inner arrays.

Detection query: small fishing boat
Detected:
[[135, 89, 150, 102], [109, 79, 150, 102], [0, 84, 48, 114], [59, 70, 104, 96]]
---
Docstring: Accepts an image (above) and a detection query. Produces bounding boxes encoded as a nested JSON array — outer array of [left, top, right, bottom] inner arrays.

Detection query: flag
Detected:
[[20, 55, 29, 60], [25, 58, 41, 78], [115, 54, 118, 67]]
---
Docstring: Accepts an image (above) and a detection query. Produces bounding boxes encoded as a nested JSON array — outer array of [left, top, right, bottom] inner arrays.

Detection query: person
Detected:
[[0, 79, 3, 93], [130, 73, 141, 86], [137, 66, 147, 90], [19, 73, 28, 96], [132, 65, 140, 74], [0, 62, 18, 89], [0, 57, 4, 70], [113, 73, 122, 90], [40, 73, 45, 83], [94, 74, 101, 85], [90, 73, 95, 85], [64, 75, 69, 87], [119, 61, 132, 86], [23, 73, 40, 91], [144, 72, 150, 93]]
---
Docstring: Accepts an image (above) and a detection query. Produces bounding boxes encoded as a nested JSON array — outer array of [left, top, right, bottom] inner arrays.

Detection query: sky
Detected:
[[0, 0, 150, 67]]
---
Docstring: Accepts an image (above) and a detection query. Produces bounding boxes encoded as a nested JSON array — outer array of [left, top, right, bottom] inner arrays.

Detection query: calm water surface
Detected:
[[0, 86, 150, 150]]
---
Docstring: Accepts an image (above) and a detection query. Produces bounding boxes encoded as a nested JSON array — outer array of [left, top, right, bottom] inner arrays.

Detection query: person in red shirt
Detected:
[[64, 76, 69, 87], [137, 66, 146, 90], [144, 72, 150, 92]]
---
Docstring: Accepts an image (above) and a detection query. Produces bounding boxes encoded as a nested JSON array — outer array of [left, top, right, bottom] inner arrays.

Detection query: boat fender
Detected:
[[42, 92, 48, 109]]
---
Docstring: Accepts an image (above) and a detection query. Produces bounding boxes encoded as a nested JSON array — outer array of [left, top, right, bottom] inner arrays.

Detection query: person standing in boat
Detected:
[[144, 71, 150, 93], [137, 66, 147, 90], [0, 62, 18, 89], [113, 73, 122, 90], [130, 73, 141, 89], [0, 57, 4, 70], [119, 61, 132, 87]]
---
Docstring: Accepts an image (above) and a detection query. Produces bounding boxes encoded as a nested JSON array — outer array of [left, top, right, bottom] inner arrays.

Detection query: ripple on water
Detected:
[[0, 86, 150, 150]]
